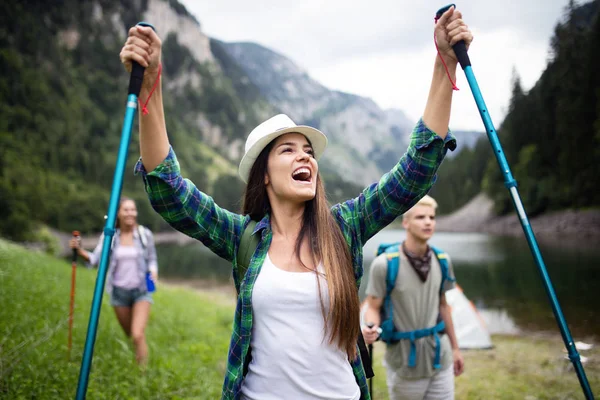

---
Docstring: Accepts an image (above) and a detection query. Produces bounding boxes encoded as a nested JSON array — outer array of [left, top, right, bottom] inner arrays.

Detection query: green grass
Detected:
[[1, 239, 599, 399], [369, 333, 600, 400], [0, 239, 233, 399]]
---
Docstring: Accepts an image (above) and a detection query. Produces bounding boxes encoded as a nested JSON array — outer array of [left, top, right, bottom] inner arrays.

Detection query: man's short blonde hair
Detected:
[[402, 195, 438, 220]]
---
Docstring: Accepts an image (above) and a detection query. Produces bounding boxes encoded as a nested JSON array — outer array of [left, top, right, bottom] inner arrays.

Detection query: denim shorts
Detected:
[[110, 286, 153, 307]]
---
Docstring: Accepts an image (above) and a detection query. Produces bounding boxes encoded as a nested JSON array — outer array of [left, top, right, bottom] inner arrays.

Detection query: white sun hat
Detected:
[[238, 114, 328, 183]]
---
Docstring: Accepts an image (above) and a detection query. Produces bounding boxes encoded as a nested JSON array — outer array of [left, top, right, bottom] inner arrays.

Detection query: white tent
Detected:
[[361, 284, 493, 349], [445, 285, 493, 349]]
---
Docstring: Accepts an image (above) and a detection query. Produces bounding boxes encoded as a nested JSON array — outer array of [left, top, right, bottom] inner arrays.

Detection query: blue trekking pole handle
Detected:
[[75, 22, 156, 400], [435, 5, 594, 399]]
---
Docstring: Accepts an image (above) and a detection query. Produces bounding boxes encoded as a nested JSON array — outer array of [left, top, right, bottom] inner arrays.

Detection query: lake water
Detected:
[[156, 228, 599, 339]]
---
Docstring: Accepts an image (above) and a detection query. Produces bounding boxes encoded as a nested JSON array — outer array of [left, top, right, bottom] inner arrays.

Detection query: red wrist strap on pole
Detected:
[[434, 16, 459, 91], [138, 63, 162, 115]]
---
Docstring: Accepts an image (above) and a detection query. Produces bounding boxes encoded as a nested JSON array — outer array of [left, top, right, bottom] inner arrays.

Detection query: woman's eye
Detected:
[[282, 148, 292, 153]]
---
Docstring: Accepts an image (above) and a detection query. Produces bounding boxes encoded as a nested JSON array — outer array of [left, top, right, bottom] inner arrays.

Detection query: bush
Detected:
[[31, 225, 62, 257]]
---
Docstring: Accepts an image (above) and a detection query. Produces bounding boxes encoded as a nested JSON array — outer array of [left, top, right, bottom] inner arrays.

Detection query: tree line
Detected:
[[430, 0, 600, 216]]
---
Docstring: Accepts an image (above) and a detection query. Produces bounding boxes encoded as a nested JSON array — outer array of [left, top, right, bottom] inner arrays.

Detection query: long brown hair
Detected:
[[243, 141, 360, 360]]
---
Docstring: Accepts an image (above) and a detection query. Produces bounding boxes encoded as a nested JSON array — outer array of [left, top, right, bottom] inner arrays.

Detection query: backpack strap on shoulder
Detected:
[[431, 246, 454, 295], [237, 219, 259, 295], [110, 232, 117, 252], [136, 225, 151, 266], [137, 225, 148, 249], [376, 242, 398, 257], [379, 243, 401, 343], [384, 246, 401, 294]]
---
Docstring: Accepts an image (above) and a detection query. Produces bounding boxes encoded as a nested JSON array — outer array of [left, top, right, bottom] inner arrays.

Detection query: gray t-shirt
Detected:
[[365, 248, 456, 379]]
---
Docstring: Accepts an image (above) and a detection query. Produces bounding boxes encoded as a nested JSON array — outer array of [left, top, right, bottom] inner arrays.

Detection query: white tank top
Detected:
[[240, 254, 360, 400]]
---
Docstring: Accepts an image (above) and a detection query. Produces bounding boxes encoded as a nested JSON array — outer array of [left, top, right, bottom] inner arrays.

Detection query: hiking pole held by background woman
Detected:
[[435, 4, 594, 399], [75, 22, 156, 400], [68, 230, 80, 360]]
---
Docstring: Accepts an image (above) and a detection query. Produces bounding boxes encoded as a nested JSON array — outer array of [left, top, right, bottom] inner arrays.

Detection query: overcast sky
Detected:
[[179, 0, 571, 131]]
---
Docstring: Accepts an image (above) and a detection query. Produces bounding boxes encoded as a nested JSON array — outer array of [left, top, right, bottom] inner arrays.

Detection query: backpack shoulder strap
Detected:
[[137, 225, 149, 249], [379, 243, 401, 343], [384, 244, 401, 295], [376, 241, 400, 257], [431, 246, 454, 295], [373, 241, 401, 293], [110, 232, 117, 252], [237, 220, 259, 294]]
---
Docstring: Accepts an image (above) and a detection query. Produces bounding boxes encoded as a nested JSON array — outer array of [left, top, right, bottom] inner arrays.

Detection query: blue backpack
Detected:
[[375, 242, 455, 369]]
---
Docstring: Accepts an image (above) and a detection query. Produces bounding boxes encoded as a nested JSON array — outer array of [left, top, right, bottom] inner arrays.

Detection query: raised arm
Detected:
[[120, 26, 246, 262], [333, 7, 472, 243], [423, 6, 473, 136], [119, 25, 169, 171]]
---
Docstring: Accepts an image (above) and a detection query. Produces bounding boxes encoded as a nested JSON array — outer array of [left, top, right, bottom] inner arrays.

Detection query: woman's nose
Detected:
[[297, 152, 310, 162]]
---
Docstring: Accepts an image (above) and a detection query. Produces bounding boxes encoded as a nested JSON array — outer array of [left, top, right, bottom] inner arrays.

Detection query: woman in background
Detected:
[[70, 197, 158, 365]]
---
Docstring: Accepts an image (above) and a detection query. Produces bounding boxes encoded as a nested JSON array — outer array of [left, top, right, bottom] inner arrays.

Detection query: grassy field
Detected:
[[1, 239, 598, 399], [369, 338, 599, 400]]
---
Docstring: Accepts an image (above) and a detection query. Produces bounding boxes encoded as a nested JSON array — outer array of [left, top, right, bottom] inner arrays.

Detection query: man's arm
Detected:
[[362, 295, 383, 345], [439, 293, 464, 376], [362, 254, 388, 344], [365, 295, 383, 327]]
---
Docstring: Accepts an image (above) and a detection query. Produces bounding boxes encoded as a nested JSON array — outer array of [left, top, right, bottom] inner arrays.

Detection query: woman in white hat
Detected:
[[120, 6, 472, 400]]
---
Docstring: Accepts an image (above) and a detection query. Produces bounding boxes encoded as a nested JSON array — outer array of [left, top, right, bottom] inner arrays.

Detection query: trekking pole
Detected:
[[75, 22, 156, 400], [366, 323, 374, 398], [435, 4, 594, 399], [368, 341, 373, 397], [68, 230, 80, 360], [365, 323, 382, 399]]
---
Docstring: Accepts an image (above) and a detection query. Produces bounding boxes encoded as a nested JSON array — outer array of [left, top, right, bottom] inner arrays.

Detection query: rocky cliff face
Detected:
[[144, 0, 214, 65], [51, 0, 421, 188]]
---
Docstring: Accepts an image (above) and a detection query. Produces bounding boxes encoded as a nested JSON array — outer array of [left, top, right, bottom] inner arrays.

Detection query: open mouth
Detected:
[[292, 167, 312, 184]]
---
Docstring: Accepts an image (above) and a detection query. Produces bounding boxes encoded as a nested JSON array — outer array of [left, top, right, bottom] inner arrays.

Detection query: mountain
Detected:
[[2, 0, 414, 240], [219, 41, 414, 185], [1, 0, 276, 239]]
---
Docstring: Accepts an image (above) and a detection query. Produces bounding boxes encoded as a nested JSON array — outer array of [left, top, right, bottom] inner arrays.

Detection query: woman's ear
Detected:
[[264, 172, 270, 186]]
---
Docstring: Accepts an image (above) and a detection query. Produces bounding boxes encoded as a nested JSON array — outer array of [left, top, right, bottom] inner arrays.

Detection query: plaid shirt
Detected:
[[135, 118, 455, 400]]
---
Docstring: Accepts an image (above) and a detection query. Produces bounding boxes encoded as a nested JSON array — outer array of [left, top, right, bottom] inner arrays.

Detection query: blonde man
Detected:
[[362, 195, 464, 400]]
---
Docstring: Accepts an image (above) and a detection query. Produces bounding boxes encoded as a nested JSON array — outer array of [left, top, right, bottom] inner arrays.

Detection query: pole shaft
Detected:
[[368, 343, 374, 398], [75, 94, 138, 399], [68, 261, 76, 358], [462, 65, 594, 400]]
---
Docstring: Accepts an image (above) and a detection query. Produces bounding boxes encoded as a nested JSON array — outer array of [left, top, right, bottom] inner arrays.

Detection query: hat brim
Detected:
[[238, 125, 327, 183]]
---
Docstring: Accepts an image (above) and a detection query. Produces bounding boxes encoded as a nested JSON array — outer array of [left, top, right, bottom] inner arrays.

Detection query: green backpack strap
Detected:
[[236, 219, 259, 294]]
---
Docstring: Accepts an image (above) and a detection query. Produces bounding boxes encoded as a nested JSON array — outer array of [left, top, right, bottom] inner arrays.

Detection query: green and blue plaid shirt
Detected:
[[135, 118, 455, 400]]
